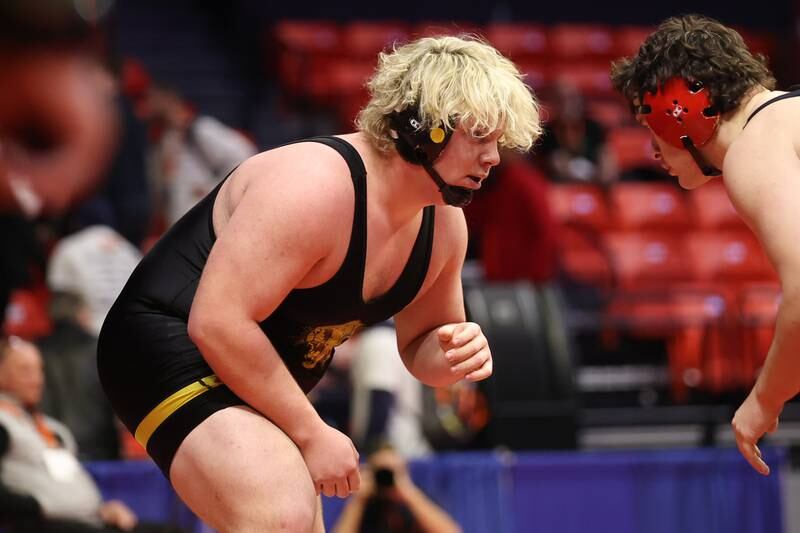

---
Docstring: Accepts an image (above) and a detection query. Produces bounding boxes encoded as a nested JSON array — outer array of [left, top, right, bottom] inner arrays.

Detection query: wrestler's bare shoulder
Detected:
[[213, 141, 356, 235]]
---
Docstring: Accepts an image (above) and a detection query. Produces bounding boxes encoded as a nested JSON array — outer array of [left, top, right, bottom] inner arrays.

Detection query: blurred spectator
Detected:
[[141, 82, 257, 227], [73, 58, 153, 249], [0, 214, 48, 328], [464, 152, 559, 283], [332, 445, 461, 533], [46, 204, 142, 337], [350, 324, 432, 459], [536, 79, 617, 185], [38, 291, 119, 460], [0, 336, 183, 533]]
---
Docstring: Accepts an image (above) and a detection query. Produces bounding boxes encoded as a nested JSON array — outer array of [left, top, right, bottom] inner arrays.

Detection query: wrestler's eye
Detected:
[[689, 80, 704, 93], [472, 128, 500, 144]]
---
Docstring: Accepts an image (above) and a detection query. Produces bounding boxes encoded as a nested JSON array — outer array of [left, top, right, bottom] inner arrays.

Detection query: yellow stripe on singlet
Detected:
[[134, 374, 223, 449]]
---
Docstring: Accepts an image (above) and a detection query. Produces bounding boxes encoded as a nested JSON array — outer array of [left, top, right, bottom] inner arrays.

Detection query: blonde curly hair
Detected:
[[356, 35, 542, 154]]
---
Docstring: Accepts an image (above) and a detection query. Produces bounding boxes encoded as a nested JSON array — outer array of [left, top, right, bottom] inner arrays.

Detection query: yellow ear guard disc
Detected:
[[429, 127, 446, 144]]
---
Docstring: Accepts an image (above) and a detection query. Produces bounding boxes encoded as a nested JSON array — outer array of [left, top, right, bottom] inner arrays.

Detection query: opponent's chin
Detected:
[[676, 172, 716, 190]]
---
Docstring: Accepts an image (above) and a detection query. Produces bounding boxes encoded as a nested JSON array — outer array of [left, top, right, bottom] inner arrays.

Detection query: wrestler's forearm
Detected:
[[189, 318, 324, 446], [401, 328, 458, 388], [753, 291, 800, 411]]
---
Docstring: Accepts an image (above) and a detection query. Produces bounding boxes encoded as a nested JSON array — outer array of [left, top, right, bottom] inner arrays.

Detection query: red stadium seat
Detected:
[[609, 183, 690, 231], [687, 181, 747, 230], [514, 60, 551, 92], [327, 58, 376, 128], [549, 184, 612, 287], [612, 25, 656, 59], [664, 286, 739, 401], [274, 21, 342, 103], [667, 230, 775, 399], [548, 24, 615, 61], [598, 219, 743, 402], [274, 20, 341, 53], [603, 231, 690, 289], [737, 283, 780, 386], [548, 184, 611, 231], [607, 126, 659, 172], [686, 231, 775, 284], [485, 23, 549, 61], [341, 21, 410, 58], [412, 21, 484, 39], [557, 226, 613, 288], [2, 289, 52, 340], [327, 58, 376, 95], [587, 98, 633, 129], [549, 62, 615, 98]]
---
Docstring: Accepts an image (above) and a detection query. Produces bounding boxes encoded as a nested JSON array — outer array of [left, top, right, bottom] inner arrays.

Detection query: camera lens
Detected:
[[374, 468, 395, 488]]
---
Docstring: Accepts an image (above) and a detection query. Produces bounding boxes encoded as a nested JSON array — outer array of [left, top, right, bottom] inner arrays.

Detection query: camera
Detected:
[[373, 467, 395, 488]]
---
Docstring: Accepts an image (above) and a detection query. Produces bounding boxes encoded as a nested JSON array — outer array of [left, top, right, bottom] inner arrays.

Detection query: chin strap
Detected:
[[420, 161, 474, 207], [681, 136, 722, 177]]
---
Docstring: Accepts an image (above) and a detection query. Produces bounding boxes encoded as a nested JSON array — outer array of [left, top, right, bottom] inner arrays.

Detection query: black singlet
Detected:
[[97, 136, 435, 474], [114, 136, 433, 390], [744, 88, 800, 127]]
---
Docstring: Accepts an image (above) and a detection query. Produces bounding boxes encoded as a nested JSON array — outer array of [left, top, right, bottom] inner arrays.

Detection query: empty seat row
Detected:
[[273, 21, 775, 113], [273, 21, 775, 63], [549, 181, 746, 232]]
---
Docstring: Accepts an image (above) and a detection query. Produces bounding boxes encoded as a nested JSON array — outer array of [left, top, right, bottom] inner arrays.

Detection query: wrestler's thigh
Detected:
[[170, 405, 319, 533]]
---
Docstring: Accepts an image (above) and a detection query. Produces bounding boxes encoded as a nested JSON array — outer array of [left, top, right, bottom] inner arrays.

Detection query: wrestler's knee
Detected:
[[222, 496, 317, 533]]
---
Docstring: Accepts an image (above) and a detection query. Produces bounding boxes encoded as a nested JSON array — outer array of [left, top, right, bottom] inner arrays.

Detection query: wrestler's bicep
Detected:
[[191, 169, 343, 328]]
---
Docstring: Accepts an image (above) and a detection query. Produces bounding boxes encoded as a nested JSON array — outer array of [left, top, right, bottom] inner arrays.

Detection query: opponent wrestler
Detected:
[[611, 14, 798, 476], [98, 35, 541, 532]]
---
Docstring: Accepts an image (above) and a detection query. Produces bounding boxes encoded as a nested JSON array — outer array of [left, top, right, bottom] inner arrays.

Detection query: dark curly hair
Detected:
[[610, 14, 775, 114]]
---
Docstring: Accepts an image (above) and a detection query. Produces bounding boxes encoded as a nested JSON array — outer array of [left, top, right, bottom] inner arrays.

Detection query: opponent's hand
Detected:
[[437, 322, 492, 382], [732, 390, 781, 476], [299, 424, 360, 498]]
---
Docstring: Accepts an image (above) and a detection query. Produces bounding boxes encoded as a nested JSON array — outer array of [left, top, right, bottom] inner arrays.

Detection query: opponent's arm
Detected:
[[725, 125, 800, 474]]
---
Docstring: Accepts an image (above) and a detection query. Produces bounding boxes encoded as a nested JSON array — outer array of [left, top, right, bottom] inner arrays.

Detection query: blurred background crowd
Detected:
[[2, 0, 800, 532]]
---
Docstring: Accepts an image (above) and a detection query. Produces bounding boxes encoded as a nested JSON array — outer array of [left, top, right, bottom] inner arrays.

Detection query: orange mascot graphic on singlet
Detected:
[[300, 320, 363, 369]]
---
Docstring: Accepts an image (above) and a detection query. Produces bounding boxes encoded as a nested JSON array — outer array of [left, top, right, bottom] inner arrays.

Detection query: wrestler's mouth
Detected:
[[466, 176, 484, 189]]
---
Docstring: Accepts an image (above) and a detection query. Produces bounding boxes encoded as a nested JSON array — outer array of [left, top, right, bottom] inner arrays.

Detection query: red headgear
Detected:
[[640, 78, 720, 149]]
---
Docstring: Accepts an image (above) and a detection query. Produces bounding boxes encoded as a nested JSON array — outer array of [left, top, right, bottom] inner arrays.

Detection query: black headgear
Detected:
[[388, 107, 474, 207]]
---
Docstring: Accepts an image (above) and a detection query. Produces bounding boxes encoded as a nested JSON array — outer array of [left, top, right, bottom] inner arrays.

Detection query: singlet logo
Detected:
[[300, 320, 363, 369]]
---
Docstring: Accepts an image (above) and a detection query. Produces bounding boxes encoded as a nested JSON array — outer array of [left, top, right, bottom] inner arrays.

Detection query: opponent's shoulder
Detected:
[[733, 91, 800, 153]]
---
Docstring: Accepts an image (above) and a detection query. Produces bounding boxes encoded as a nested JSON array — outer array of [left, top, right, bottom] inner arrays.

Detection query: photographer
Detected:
[[332, 445, 461, 533]]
